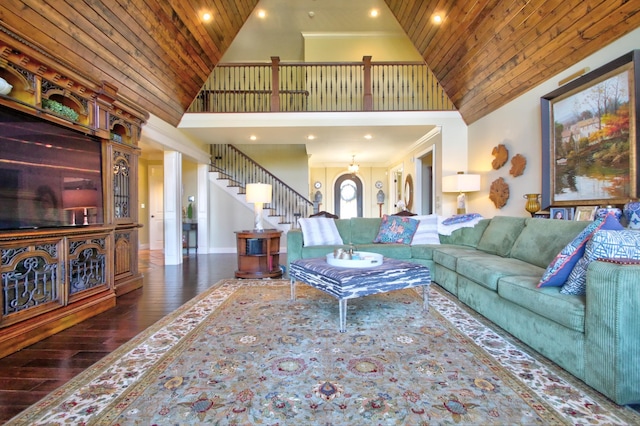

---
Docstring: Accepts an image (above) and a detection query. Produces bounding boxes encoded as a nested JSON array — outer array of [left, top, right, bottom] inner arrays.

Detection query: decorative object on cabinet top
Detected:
[[491, 144, 509, 170], [0, 77, 12, 95], [510, 154, 527, 177], [489, 177, 509, 209]]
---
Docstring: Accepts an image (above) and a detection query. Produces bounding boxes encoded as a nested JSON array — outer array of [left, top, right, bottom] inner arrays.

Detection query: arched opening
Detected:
[[334, 174, 363, 218]]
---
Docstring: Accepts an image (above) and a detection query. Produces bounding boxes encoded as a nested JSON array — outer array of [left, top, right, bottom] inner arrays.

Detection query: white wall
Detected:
[[467, 28, 640, 218]]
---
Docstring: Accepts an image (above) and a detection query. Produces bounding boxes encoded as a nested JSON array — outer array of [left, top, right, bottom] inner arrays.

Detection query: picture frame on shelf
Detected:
[[541, 50, 639, 210], [574, 205, 598, 221], [550, 207, 571, 220]]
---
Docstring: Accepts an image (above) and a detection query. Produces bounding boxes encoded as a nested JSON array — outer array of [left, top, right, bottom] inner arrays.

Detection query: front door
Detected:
[[334, 174, 363, 218]]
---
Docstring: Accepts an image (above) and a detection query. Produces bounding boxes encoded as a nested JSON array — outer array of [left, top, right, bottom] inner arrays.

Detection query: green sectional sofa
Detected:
[[286, 216, 640, 405]]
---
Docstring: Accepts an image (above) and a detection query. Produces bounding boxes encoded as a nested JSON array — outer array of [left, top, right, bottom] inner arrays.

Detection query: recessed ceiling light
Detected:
[[369, 9, 379, 18], [250, 135, 257, 141], [432, 14, 443, 24], [364, 134, 373, 140], [201, 12, 213, 22], [257, 9, 266, 19]]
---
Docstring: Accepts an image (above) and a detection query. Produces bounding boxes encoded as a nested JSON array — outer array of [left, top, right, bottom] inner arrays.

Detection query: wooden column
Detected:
[[270, 56, 280, 112], [363, 56, 373, 111]]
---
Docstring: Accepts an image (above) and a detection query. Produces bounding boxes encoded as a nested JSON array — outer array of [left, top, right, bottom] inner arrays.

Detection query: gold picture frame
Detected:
[[541, 50, 639, 210], [574, 206, 597, 221]]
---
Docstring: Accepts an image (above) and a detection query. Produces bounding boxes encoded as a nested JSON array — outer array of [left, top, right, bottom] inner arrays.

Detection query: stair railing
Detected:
[[210, 144, 313, 226]]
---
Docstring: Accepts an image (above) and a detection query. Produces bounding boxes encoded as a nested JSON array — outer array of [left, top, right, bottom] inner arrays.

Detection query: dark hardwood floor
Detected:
[[0, 250, 252, 423]]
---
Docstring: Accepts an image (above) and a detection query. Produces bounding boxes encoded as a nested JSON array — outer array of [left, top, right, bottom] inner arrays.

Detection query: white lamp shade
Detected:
[[442, 173, 481, 193], [246, 183, 272, 203]]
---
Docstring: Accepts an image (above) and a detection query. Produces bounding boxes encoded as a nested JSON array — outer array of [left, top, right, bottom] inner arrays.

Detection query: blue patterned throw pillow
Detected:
[[561, 229, 640, 295], [537, 212, 623, 288], [373, 214, 419, 244]]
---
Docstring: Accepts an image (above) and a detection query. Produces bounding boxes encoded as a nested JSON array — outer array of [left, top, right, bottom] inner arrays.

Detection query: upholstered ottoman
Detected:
[[289, 257, 431, 332]]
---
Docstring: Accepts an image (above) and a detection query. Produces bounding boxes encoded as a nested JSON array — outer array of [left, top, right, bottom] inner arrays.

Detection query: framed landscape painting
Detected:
[[541, 50, 639, 210]]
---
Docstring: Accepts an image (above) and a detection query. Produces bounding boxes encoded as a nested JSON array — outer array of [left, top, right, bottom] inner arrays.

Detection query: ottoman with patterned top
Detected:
[[289, 257, 431, 332]]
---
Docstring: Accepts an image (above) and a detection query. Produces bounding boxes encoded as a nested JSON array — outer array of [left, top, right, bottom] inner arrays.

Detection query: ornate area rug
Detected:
[[7, 279, 639, 425]]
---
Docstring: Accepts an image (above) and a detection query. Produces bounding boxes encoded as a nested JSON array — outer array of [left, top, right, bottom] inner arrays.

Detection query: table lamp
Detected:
[[442, 172, 481, 214], [246, 183, 272, 231], [62, 188, 98, 225]]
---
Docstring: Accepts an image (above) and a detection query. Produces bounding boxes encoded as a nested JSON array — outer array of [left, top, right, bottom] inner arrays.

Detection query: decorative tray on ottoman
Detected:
[[326, 251, 383, 268]]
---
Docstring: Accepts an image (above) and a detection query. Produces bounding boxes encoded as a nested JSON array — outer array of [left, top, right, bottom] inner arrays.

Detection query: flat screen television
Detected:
[[0, 105, 104, 231]]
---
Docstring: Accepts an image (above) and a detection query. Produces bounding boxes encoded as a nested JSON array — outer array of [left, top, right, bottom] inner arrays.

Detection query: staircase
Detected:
[[209, 144, 313, 233]]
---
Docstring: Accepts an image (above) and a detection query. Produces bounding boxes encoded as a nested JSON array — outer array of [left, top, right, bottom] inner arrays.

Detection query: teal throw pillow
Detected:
[[373, 214, 419, 244], [537, 212, 623, 288]]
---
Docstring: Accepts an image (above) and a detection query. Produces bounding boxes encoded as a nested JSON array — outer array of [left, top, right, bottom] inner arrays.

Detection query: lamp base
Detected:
[[254, 203, 264, 232], [456, 192, 467, 215]]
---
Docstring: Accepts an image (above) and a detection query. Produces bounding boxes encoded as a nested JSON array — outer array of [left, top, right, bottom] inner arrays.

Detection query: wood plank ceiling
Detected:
[[0, 1, 639, 127]]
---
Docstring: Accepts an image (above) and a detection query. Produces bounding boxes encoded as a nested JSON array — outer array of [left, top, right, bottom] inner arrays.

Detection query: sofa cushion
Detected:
[[498, 276, 585, 333], [334, 219, 352, 244], [456, 255, 544, 291], [511, 218, 588, 269], [561, 229, 640, 295], [373, 214, 418, 244], [410, 214, 440, 245], [537, 214, 623, 288], [410, 244, 435, 260], [432, 245, 487, 270], [349, 218, 382, 244], [439, 219, 490, 247], [476, 216, 526, 257], [298, 217, 344, 246]]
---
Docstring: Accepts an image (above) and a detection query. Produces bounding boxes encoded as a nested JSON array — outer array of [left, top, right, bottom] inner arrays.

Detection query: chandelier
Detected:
[[348, 155, 359, 174]]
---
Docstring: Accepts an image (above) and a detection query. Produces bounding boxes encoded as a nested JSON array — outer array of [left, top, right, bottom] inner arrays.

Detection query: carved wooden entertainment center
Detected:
[[0, 29, 147, 358]]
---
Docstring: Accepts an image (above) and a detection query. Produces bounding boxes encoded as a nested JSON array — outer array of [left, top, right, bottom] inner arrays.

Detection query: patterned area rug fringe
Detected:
[[6, 279, 639, 425]]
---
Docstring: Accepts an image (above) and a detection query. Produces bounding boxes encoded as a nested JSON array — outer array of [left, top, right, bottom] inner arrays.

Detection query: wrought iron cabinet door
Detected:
[[66, 231, 113, 303], [1, 236, 65, 328], [106, 141, 143, 296], [0, 229, 116, 358]]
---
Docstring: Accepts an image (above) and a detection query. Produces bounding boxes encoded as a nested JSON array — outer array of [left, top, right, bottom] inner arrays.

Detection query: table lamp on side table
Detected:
[[442, 172, 481, 215], [246, 183, 272, 231]]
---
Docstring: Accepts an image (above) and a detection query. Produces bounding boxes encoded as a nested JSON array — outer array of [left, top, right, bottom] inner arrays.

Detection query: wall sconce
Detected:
[[246, 183, 272, 231], [442, 172, 481, 214]]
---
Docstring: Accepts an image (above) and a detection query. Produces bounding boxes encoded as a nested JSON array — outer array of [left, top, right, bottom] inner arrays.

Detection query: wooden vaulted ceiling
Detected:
[[1, 1, 639, 127]]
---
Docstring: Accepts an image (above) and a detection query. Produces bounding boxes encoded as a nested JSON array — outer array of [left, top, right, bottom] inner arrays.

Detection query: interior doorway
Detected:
[[148, 165, 164, 250], [334, 174, 363, 218], [416, 147, 435, 215]]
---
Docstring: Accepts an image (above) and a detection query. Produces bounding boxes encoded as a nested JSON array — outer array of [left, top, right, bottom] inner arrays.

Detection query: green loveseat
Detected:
[[286, 216, 640, 405]]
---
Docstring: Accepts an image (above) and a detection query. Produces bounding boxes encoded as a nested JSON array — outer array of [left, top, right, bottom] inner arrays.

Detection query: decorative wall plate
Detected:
[[509, 154, 526, 177], [314, 181, 322, 189], [489, 177, 509, 208], [404, 174, 413, 211], [491, 144, 509, 170], [375, 180, 383, 189]]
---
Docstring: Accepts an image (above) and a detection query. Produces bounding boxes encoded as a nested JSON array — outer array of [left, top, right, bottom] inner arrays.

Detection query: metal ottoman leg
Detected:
[[290, 278, 296, 300], [423, 284, 430, 311], [339, 298, 347, 333]]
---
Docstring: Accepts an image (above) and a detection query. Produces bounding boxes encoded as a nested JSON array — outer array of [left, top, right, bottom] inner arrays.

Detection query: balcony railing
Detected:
[[188, 56, 456, 113]]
